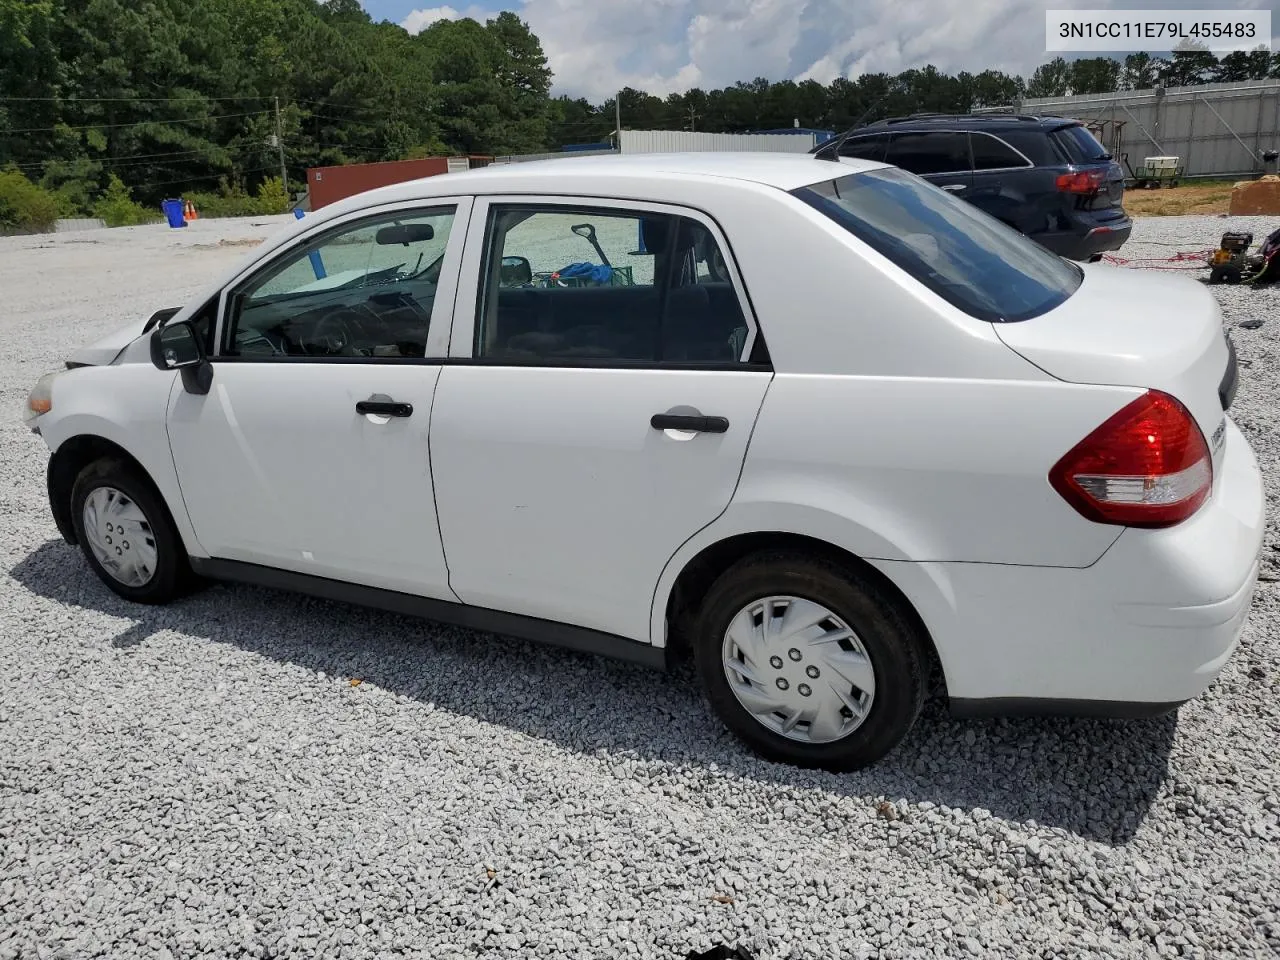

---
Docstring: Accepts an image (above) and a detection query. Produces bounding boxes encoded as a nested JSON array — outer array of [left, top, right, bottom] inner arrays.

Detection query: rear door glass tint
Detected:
[[970, 133, 1030, 170], [886, 132, 970, 175]]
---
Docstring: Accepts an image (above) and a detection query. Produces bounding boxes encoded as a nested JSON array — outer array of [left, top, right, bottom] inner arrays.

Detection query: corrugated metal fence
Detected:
[[619, 130, 820, 154], [1015, 80, 1280, 179]]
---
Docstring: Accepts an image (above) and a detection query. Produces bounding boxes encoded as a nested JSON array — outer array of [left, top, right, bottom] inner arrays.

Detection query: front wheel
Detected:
[[693, 551, 927, 771], [70, 458, 192, 604]]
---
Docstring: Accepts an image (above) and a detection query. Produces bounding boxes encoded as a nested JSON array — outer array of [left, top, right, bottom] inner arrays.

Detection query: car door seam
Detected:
[[646, 370, 776, 646], [425, 365, 464, 604]]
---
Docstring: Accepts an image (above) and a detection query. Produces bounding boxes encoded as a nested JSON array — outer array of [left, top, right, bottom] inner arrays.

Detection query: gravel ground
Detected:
[[1, 214, 1278, 960]]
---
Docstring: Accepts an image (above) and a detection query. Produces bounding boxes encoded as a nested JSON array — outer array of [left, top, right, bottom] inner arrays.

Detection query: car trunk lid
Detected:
[[994, 264, 1230, 448]]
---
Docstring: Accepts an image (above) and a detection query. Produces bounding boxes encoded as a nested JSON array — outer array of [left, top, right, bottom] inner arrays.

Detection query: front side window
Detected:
[[838, 134, 888, 163], [792, 167, 1081, 323], [885, 131, 970, 175], [224, 206, 456, 359], [475, 205, 751, 364]]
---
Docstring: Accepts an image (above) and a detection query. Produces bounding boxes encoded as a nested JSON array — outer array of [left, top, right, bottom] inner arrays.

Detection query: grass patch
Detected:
[[1124, 180, 1239, 217]]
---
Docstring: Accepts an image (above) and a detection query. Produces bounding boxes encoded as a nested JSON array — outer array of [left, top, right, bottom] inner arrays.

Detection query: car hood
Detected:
[[67, 320, 147, 366]]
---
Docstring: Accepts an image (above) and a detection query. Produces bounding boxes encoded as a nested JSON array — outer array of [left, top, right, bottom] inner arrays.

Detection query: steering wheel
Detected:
[[299, 311, 357, 356]]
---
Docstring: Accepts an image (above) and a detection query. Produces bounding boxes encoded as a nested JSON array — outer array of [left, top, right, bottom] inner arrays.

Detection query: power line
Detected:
[[0, 95, 273, 103], [2, 110, 271, 134]]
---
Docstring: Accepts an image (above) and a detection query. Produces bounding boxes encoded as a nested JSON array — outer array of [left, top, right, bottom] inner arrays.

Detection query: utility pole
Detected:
[[687, 104, 699, 132], [615, 91, 622, 152], [274, 96, 288, 194]]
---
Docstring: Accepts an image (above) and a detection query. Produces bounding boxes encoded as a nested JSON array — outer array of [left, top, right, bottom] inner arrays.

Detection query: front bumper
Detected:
[[877, 419, 1264, 713]]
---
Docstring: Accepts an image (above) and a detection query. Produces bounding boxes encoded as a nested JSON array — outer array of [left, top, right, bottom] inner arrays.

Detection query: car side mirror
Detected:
[[499, 255, 533, 287], [150, 321, 213, 395]]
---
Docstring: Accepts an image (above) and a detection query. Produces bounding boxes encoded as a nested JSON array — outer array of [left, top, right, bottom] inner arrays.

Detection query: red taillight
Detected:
[[1049, 390, 1212, 528], [1056, 169, 1106, 194]]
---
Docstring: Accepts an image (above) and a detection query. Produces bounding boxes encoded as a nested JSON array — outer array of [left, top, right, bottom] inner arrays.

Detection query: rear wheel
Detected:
[[693, 551, 927, 770], [70, 458, 192, 604]]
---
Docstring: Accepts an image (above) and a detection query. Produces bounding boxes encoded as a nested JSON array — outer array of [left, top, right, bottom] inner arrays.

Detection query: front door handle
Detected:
[[356, 399, 413, 418], [941, 183, 967, 192], [650, 413, 729, 433]]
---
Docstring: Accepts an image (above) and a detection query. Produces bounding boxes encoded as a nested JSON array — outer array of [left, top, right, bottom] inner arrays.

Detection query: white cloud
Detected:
[[515, 0, 1280, 100], [401, 5, 460, 33]]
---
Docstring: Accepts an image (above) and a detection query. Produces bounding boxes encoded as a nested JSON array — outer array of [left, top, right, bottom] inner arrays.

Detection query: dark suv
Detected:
[[811, 114, 1131, 261]]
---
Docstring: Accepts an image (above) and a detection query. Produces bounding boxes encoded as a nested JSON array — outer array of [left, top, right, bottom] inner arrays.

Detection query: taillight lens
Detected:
[[1056, 169, 1106, 194], [1049, 390, 1212, 528]]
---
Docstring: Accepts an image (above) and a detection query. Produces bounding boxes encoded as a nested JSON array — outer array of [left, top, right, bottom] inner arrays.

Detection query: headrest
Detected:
[[641, 217, 669, 254]]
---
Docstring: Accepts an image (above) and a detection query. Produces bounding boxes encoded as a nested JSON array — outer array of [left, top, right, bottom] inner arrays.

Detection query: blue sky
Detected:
[[362, 0, 1280, 102]]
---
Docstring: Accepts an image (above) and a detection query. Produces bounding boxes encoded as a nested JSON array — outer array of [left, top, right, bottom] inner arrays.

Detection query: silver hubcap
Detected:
[[81, 487, 158, 588], [722, 596, 876, 744]]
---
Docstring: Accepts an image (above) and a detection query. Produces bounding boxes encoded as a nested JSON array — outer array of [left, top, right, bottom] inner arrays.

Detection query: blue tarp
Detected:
[[556, 262, 614, 284]]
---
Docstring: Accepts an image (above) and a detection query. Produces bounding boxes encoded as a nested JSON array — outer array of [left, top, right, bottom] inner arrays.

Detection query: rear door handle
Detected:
[[941, 184, 967, 192], [356, 400, 413, 418], [650, 413, 729, 433]]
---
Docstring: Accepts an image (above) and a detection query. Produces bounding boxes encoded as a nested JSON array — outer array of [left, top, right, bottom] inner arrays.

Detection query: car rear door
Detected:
[[428, 196, 772, 643], [885, 130, 972, 197], [965, 131, 1036, 229]]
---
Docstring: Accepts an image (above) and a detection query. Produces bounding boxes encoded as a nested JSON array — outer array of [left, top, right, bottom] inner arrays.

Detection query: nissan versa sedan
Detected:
[[24, 153, 1264, 770]]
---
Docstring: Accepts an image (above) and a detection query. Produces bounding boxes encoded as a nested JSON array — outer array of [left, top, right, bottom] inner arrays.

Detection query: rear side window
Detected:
[[969, 133, 1031, 170], [838, 134, 888, 162], [475, 205, 752, 364], [1051, 124, 1111, 163], [885, 132, 970, 175], [792, 167, 1082, 323]]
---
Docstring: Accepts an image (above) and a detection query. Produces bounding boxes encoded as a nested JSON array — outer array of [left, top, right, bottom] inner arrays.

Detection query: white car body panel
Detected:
[[167, 362, 453, 598], [996, 265, 1230, 438], [32, 152, 1265, 717]]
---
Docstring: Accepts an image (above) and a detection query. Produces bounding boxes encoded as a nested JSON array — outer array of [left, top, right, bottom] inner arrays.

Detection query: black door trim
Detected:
[[188, 557, 668, 670]]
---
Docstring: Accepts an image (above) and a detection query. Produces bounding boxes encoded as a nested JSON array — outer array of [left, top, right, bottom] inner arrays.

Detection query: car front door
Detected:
[[886, 130, 973, 198], [428, 197, 773, 642], [166, 199, 471, 600]]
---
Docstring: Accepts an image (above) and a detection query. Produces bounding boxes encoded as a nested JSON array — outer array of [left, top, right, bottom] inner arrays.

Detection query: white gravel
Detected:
[[1, 214, 1278, 959]]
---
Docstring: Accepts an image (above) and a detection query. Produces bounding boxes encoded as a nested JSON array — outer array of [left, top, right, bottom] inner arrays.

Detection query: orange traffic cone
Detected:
[[183, 200, 198, 222]]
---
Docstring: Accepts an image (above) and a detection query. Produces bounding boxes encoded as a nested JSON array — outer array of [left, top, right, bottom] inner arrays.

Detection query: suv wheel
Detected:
[[693, 551, 927, 770], [70, 458, 192, 604]]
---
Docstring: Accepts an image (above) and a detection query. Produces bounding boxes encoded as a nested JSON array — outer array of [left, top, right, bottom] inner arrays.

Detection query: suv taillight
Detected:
[[1056, 169, 1106, 194], [1049, 391, 1212, 528]]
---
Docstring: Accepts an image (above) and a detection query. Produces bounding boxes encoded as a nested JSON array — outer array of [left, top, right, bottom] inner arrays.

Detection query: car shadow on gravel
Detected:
[[12, 539, 1176, 845]]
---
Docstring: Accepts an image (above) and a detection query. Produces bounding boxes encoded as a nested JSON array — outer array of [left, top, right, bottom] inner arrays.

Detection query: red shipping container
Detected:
[[307, 158, 450, 210]]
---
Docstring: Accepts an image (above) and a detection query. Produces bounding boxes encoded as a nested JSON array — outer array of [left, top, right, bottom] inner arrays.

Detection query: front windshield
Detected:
[[792, 167, 1082, 322]]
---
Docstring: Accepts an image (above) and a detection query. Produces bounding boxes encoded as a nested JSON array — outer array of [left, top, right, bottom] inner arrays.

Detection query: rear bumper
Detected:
[[1036, 218, 1132, 261], [876, 419, 1264, 712]]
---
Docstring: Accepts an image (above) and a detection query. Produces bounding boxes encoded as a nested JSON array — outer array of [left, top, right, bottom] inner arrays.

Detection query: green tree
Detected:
[[1026, 57, 1071, 98], [1068, 57, 1121, 95]]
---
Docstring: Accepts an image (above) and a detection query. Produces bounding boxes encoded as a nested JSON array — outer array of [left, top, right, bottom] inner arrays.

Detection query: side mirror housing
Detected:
[[150, 321, 213, 394]]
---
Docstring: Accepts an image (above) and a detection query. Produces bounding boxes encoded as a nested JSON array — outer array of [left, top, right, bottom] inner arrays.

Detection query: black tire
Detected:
[[70, 457, 192, 604], [693, 551, 927, 771]]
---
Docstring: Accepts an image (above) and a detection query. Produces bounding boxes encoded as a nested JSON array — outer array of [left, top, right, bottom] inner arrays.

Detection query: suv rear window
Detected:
[[1051, 124, 1111, 163], [792, 167, 1082, 323]]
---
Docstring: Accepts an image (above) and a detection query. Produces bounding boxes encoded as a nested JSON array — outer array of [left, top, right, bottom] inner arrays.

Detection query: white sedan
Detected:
[[24, 153, 1264, 770]]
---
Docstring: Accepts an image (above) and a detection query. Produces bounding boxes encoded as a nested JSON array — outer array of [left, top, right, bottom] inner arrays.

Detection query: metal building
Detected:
[[617, 130, 823, 154], [1009, 80, 1280, 180]]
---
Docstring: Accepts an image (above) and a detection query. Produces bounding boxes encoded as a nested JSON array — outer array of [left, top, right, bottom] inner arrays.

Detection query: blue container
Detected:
[[162, 199, 186, 229]]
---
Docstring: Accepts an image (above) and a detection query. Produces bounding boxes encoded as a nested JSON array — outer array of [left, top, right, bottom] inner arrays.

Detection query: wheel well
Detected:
[[664, 532, 946, 693], [47, 436, 159, 546]]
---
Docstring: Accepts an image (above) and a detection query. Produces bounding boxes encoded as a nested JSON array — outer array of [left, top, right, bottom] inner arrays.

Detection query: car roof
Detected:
[[331, 152, 883, 213], [853, 114, 1079, 132]]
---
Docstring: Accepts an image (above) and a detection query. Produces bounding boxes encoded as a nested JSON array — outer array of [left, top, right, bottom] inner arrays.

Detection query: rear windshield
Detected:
[[1052, 124, 1111, 163], [792, 167, 1082, 323]]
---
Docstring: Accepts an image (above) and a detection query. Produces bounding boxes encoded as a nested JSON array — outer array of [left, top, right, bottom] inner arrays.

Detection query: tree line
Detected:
[[3, 0, 1278, 221]]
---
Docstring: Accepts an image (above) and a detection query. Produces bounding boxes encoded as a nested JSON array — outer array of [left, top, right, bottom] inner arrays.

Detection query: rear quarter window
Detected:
[[792, 167, 1082, 323], [1051, 124, 1111, 163], [994, 130, 1059, 166]]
